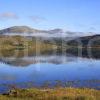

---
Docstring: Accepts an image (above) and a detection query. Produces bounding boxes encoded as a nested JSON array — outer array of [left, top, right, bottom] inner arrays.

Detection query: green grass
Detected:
[[0, 87, 99, 100]]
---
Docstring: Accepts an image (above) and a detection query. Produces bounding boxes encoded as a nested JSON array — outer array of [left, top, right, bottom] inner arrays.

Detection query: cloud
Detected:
[[89, 27, 96, 31], [29, 15, 46, 23], [0, 12, 18, 20]]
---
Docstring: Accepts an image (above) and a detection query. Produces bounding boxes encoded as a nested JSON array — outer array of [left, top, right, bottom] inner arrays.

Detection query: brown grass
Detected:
[[0, 87, 99, 100]]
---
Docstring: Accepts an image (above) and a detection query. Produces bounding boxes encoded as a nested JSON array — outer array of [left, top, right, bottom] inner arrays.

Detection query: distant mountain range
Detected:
[[0, 26, 64, 37], [0, 26, 97, 37]]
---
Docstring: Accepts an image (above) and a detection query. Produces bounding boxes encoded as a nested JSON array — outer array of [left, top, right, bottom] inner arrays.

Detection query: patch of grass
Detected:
[[0, 87, 99, 100]]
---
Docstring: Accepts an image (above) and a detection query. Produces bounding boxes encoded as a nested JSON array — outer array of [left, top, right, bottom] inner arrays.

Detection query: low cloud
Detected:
[[29, 15, 46, 23], [0, 12, 18, 20]]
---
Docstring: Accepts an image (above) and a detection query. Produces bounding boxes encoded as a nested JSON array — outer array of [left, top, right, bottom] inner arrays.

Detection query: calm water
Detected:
[[0, 54, 100, 93]]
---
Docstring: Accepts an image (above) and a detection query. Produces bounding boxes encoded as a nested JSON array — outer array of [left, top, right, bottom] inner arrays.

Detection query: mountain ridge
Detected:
[[0, 26, 63, 34], [0, 26, 98, 37]]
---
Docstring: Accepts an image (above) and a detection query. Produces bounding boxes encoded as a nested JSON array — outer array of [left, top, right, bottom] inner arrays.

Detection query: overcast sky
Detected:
[[0, 0, 100, 33]]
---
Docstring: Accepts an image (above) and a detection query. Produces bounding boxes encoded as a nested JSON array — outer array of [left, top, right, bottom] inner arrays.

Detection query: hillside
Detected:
[[0, 26, 99, 59], [0, 26, 95, 37], [67, 35, 100, 46], [0, 26, 64, 35], [0, 26, 46, 34]]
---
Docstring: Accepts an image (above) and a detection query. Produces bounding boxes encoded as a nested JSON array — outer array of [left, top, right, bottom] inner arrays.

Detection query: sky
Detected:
[[0, 0, 100, 32]]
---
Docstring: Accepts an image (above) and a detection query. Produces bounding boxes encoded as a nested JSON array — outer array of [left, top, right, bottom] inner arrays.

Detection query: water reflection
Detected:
[[0, 55, 100, 91], [0, 55, 80, 66], [0, 50, 99, 93]]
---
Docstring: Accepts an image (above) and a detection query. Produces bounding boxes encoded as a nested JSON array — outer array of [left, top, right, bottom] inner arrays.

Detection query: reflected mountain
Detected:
[[0, 54, 78, 67], [0, 48, 99, 67]]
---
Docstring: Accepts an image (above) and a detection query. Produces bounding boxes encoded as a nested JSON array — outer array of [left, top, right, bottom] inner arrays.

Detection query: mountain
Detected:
[[67, 34, 100, 46], [0, 26, 63, 34], [48, 29, 63, 34], [0, 26, 98, 38], [0, 33, 99, 59], [0, 26, 47, 34]]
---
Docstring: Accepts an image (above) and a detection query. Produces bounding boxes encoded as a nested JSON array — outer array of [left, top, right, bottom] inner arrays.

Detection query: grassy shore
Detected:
[[0, 87, 100, 100]]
